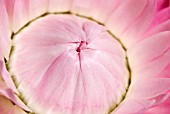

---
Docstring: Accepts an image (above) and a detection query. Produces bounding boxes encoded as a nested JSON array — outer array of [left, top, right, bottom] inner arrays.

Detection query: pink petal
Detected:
[[144, 97, 170, 114], [106, 0, 156, 48], [28, 0, 49, 20], [0, 0, 11, 59], [150, 7, 170, 29], [106, 0, 147, 37], [13, 15, 85, 47], [157, 63, 170, 78], [112, 99, 155, 114], [156, 0, 169, 11], [10, 15, 128, 114], [127, 31, 170, 81], [82, 21, 125, 57], [0, 61, 30, 111], [71, 0, 120, 23], [128, 78, 170, 99], [12, 0, 49, 32], [146, 7, 170, 37], [13, 0, 29, 32], [0, 60, 17, 94], [4, 0, 15, 30], [112, 78, 170, 114], [49, 0, 73, 12]]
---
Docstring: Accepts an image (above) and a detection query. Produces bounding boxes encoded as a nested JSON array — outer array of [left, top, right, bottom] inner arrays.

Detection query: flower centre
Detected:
[[7, 13, 130, 114], [76, 41, 87, 52]]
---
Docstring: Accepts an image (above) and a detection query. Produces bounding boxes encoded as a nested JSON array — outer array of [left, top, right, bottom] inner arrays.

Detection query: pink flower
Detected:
[[0, 0, 170, 114]]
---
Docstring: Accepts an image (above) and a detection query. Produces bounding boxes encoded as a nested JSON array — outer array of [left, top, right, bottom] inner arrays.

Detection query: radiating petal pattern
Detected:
[[9, 15, 128, 114], [128, 31, 170, 81], [0, 0, 170, 114], [106, 0, 156, 48]]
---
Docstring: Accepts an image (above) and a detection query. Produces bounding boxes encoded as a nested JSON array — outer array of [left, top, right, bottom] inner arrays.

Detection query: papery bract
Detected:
[[0, 0, 170, 114]]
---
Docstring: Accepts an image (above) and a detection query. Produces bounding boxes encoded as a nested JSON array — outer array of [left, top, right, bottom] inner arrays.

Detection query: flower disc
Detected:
[[9, 14, 129, 114]]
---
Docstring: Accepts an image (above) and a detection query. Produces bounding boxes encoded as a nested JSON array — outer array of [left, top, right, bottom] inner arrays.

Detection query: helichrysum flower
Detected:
[[0, 0, 170, 114]]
